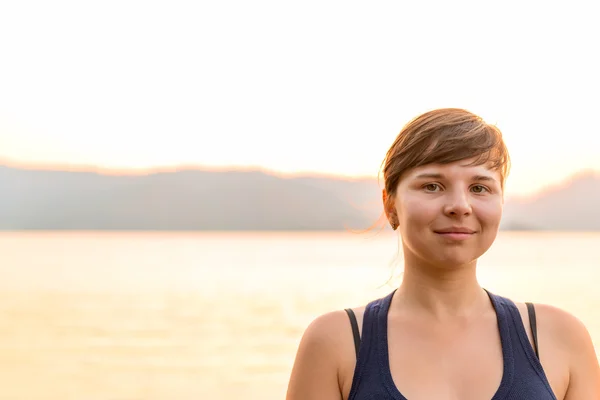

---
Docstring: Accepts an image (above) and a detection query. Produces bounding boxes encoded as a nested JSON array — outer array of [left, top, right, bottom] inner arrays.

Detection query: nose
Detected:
[[443, 190, 472, 217]]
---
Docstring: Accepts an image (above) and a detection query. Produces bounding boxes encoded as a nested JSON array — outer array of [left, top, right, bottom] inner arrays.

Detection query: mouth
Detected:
[[433, 228, 476, 240]]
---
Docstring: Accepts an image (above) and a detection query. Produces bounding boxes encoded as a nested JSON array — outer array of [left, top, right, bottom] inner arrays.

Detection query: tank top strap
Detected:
[[348, 289, 396, 399], [485, 290, 556, 396]]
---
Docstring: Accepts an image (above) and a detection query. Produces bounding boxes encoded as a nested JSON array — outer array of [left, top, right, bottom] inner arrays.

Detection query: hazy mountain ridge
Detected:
[[0, 165, 598, 231], [501, 170, 600, 231]]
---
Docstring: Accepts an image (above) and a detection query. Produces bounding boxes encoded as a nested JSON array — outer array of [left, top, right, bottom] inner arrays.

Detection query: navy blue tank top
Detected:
[[348, 290, 557, 399]]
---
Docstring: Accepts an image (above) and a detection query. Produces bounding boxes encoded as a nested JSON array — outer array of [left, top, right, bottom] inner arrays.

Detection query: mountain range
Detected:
[[0, 164, 598, 231]]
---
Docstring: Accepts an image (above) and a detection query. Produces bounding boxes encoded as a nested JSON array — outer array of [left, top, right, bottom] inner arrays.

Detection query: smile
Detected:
[[434, 232, 475, 240]]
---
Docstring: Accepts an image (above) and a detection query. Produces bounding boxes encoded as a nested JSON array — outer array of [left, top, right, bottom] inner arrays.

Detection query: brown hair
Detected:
[[381, 108, 510, 222]]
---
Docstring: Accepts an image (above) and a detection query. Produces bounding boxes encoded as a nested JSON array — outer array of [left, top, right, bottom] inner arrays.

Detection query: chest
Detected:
[[387, 317, 504, 400]]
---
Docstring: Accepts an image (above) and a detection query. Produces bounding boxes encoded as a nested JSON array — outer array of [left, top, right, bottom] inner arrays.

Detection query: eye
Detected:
[[471, 185, 489, 194], [423, 183, 441, 192]]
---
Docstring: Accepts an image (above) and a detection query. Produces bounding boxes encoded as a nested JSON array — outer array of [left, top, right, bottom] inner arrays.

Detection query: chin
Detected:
[[425, 249, 482, 269], [403, 240, 490, 270]]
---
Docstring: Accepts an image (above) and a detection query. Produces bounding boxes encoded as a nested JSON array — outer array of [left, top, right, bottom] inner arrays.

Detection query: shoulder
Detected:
[[504, 296, 591, 347], [300, 307, 367, 367], [535, 303, 600, 398], [286, 309, 362, 400], [299, 309, 356, 350], [513, 300, 596, 362], [516, 301, 600, 398], [529, 303, 595, 351]]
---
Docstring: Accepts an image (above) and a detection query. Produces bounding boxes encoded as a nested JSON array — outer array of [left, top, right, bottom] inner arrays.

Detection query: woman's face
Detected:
[[387, 158, 504, 269]]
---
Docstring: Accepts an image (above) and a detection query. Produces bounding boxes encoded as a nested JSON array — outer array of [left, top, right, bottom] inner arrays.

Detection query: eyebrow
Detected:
[[413, 173, 498, 182]]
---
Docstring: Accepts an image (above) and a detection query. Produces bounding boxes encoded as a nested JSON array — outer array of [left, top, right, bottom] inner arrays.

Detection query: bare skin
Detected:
[[286, 159, 600, 400]]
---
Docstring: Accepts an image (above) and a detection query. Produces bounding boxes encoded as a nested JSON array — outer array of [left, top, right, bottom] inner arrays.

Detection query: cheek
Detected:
[[475, 199, 504, 228], [397, 197, 434, 226]]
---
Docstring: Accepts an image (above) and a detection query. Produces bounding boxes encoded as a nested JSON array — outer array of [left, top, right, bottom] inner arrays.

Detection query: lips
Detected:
[[434, 227, 476, 241], [434, 227, 476, 234]]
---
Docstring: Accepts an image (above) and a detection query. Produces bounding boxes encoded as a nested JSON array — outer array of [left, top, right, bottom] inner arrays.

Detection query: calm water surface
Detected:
[[0, 231, 599, 399]]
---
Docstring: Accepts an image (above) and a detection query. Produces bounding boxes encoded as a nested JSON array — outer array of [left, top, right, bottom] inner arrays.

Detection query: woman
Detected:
[[286, 108, 600, 399]]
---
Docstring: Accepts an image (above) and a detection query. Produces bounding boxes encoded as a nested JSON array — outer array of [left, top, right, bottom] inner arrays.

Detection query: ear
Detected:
[[382, 189, 398, 229]]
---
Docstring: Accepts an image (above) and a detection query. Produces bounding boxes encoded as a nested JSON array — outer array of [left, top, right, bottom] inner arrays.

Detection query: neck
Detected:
[[394, 257, 489, 320]]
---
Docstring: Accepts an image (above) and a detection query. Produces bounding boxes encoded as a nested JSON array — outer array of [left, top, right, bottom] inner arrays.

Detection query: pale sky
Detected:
[[0, 1, 598, 197]]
